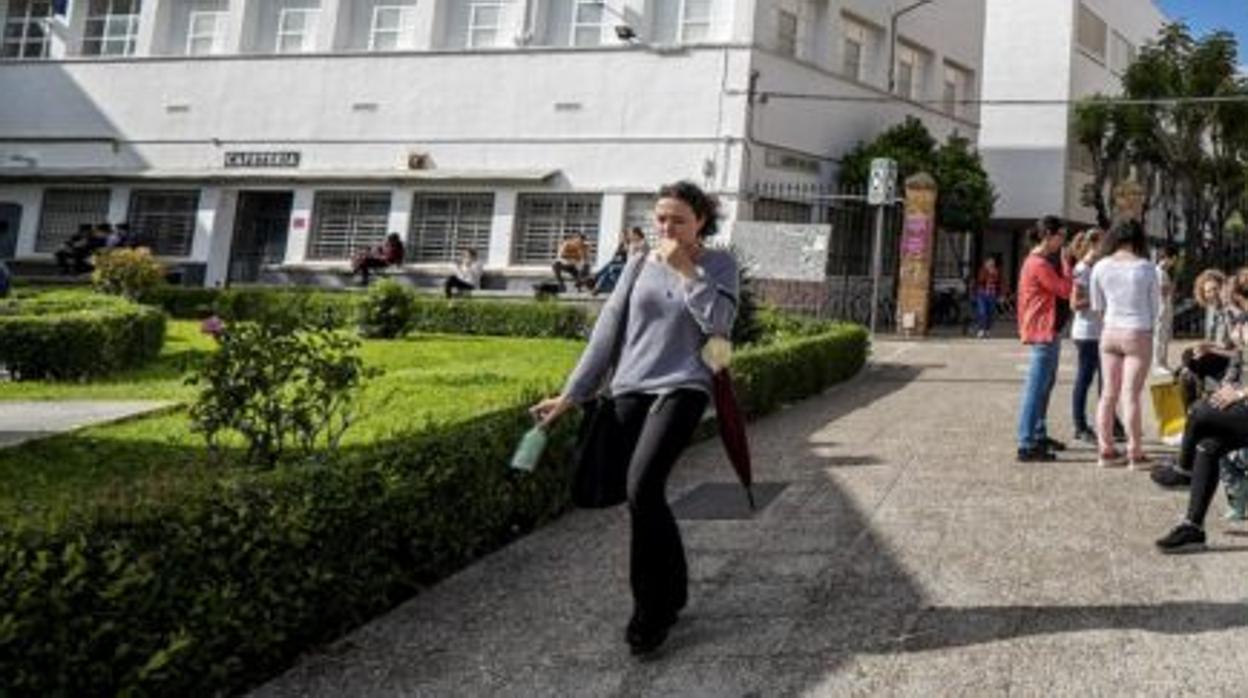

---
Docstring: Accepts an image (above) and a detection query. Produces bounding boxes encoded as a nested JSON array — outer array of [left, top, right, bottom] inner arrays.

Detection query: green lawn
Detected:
[[0, 322, 582, 518]]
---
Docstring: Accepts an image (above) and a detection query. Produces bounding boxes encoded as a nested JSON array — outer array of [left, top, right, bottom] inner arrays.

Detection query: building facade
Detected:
[[0, 0, 982, 289], [978, 0, 1166, 278]]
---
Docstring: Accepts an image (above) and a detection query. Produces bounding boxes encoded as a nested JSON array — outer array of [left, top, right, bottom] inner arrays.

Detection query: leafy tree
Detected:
[[840, 117, 996, 233]]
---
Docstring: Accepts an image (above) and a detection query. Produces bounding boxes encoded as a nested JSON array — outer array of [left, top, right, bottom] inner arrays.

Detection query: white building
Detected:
[[978, 0, 1166, 274], [0, 0, 982, 289]]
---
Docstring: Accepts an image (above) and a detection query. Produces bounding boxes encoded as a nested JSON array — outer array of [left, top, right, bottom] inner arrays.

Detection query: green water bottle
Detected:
[[510, 425, 548, 472]]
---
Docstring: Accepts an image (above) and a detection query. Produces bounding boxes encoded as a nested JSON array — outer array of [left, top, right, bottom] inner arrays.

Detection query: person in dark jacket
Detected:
[[352, 232, 405, 286]]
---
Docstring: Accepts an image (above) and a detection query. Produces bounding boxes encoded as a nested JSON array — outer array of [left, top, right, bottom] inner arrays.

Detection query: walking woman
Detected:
[[1090, 219, 1158, 469], [973, 256, 1002, 339], [1070, 229, 1106, 443], [1016, 216, 1073, 462], [531, 181, 738, 655]]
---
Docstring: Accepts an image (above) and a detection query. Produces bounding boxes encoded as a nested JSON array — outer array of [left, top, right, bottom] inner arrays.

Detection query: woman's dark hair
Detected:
[[1102, 218, 1148, 258], [1027, 215, 1065, 245], [657, 180, 720, 238]]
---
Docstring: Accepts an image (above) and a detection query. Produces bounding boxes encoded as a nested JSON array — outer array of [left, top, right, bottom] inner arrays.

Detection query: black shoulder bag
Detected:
[[571, 255, 645, 508]]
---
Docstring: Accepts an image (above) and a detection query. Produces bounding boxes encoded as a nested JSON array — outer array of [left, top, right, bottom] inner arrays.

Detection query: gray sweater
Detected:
[[563, 248, 739, 402]]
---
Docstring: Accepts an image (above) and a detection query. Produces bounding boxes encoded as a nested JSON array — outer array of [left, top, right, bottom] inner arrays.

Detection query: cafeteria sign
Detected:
[[224, 151, 301, 168]]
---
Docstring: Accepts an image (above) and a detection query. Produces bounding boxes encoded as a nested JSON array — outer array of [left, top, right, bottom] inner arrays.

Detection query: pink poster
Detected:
[[901, 214, 932, 257]]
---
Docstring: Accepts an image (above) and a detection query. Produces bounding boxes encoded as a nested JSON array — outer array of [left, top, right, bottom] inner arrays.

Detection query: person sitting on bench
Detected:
[[552, 233, 591, 292], [444, 248, 484, 298], [352, 233, 405, 286]]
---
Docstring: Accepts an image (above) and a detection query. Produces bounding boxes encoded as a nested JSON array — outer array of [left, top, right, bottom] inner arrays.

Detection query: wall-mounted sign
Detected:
[[224, 151, 301, 169]]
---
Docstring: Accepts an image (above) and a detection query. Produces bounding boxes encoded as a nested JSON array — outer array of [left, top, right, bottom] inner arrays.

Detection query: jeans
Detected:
[[974, 293, 996, 333], [1154, 303, 1173, 369], [1017, 340, 1062, 449], [609, 389, 709, 621], [1072, 339, 1101, 433]]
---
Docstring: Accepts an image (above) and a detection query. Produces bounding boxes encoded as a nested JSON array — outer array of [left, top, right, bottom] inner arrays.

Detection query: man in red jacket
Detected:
[[1016, 216, 1075, 462]]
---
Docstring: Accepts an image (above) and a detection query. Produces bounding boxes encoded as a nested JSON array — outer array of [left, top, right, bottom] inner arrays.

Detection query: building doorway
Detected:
[[228, 191, 292, 284], [0, 204, 21, 260]]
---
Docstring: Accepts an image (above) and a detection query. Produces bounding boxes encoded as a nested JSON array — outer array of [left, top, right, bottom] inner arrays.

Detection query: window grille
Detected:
[[408, 193, 494, 262]]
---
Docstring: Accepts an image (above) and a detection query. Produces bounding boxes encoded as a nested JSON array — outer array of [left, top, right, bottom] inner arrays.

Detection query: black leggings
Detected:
[[1178, 401, 1248, 526], [607, 389, 709, 620], [444, 276, 475, 297]]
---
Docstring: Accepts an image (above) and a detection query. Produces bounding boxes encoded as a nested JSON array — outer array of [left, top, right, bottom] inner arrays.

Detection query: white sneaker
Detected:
[[1152, 366, 1173, 378], [1162, 433, 1183, 447]]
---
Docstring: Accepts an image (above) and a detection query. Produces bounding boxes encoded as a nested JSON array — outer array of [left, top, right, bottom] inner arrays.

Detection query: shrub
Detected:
[[139, 286, 220, 319], [408, 297, 590, 338], [214, 289, 362, 335], [187, 322, 372, 467], [0, 291, 166, 381], [0, 324, 867, 696], [92, 247, 166, 300], [359, 280, 415, 339]]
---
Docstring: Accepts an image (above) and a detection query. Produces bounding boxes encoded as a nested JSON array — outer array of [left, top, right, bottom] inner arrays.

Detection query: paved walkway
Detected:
[[253, 338, 1248, 697], [0, 400, 175, 448]]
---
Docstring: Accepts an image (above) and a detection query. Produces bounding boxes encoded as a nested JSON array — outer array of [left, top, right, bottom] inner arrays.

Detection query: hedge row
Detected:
[[141, 286, 593, 339], [0, 324, 869, 697], [0, 292, 167, 380]]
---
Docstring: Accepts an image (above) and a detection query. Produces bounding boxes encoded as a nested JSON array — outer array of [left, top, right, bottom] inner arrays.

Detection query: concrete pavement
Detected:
[[0, 400, 176, 448], [253, 338, 1248, 697]]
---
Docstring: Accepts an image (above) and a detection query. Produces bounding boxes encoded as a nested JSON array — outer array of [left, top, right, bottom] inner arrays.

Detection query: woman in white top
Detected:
[[1090, 219, 1159, 469], [444, 248, 484, 298]]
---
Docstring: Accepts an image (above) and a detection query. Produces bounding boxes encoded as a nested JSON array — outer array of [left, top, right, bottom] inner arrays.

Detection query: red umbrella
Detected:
[[712, 369, 755, 510]]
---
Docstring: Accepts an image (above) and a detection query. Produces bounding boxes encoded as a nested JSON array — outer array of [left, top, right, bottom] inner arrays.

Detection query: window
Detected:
[[186, 10, 226, 55], [679, 0, 711, 42], [571, 0, 604, 47], [128, 190, 200, 256], [82, 0, 141, 57], [276, 7, 320, 54], [307, 191, 391, 260], [1111, 30, 1135, 74], [512, 194, 600, 265], [776, 9, 797, 57], [1077, 3, 1107, 61], [370, 4, 418, 51], [942, 64, 970, 116], [895, 45, 921, 99], [35, 188, 111, 253], [842, 19, 869, 81], [408, 193, 494, 262], [467, 2, 502, 48], [3, 0, 54, 59], [624, 193, 657, 243]]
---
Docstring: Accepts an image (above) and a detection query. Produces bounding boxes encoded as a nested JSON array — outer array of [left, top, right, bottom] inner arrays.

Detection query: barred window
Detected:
[[36, 188, 111, 252], [1077, 3, 1107, 61], [624, 193, 657, 244], [307, 191, 391, 260], [129, 190, 199, 256], [82, 0, 141, 57], [408, 193, 494, 262], [512, 194, 600, 265]]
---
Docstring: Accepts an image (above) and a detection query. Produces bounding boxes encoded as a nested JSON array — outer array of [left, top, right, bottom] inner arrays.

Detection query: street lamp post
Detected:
[[888, 0, 937, 95]]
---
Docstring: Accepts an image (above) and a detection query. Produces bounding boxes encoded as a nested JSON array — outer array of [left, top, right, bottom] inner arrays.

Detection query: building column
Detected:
[[134, 0, 164, 56], [413, 0, 437, 49], [283, 187, 315, 264], [9, 187, 44, 258], [389, 187, 413, 247], [597, 193, 627, 268], [108, 186, 132, 226], [488, 190, 517, 268], [189, 186, 221, 263], [204, 189, 237, 288], [57, 0, 91, 57], [317, 0, 345, 52], [227, 0, 260, 53]]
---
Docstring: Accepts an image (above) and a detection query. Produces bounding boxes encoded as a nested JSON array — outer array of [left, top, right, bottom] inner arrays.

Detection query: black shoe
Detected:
[[1017, 446, 1057, 462], [1151, 463, 1192, 489], [1156, 522, 1206, 554], [626, 610, 678, 656], [1042, 437, 1067, 452], [1074, 429, 1097, 444]]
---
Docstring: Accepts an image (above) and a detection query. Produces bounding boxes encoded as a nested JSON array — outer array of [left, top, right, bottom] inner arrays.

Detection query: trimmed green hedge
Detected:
[[0, 291, 167, 381], [141, 287, 592, 339], [0, 324, 868, 697]]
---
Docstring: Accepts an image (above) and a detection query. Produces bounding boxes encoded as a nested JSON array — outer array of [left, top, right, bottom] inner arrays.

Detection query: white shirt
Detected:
[[1070, 261, 1103, 341], [455, 260, 483, 287], [1090, 256, 1160, 332]]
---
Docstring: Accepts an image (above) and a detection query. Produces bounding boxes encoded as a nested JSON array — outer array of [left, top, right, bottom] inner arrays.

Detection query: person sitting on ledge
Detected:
[[552, 232, 591, 292], [444, 248, 484, 298], [352, 232, 405, 286]]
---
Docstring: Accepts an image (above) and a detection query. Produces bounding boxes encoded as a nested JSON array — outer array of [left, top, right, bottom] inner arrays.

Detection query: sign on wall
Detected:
[[731, 222, 831, 282], [224, 151, 302, 169]]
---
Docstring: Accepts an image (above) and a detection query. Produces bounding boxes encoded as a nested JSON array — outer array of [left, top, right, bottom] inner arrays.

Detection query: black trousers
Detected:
[[607, 389, 709, 621], [444, 276, 475, 298], [1178, 400, 1248, 526], [552, 261, 588, 290], [1180, 349, 1232, 407]]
